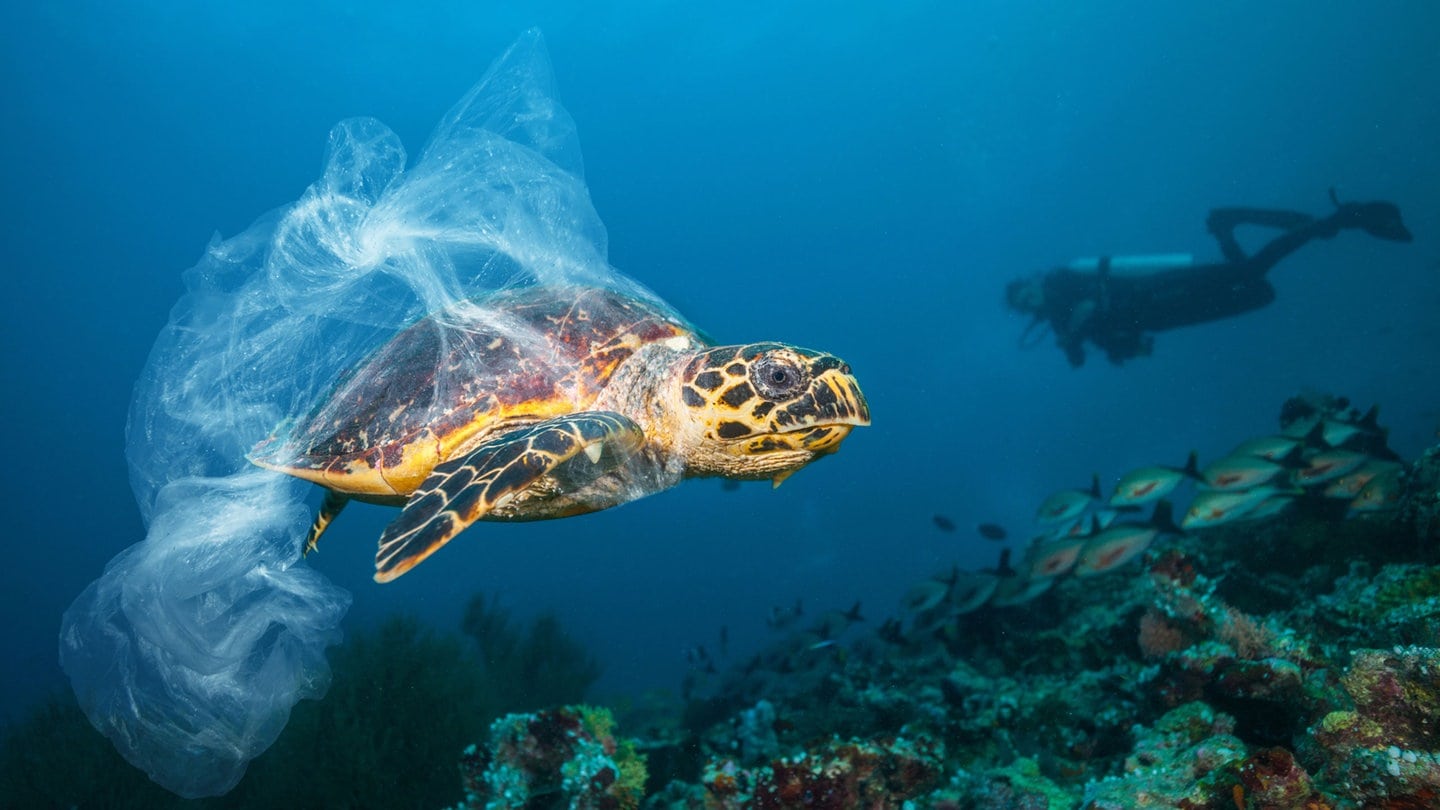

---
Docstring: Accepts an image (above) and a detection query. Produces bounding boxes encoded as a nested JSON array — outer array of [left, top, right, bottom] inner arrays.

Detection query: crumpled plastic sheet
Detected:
[[60, 29, 638, 797]]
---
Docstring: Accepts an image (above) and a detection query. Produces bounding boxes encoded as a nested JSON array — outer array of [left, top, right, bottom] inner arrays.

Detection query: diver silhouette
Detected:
[[1006, 190, 1413, 367]]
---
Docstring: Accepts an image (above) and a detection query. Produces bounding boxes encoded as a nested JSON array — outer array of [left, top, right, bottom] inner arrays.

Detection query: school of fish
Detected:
[[898, 393, 1408, 630]]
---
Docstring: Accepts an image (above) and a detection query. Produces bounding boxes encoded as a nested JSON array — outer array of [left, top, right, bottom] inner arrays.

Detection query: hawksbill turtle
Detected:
[[250, 285, 869, 582]]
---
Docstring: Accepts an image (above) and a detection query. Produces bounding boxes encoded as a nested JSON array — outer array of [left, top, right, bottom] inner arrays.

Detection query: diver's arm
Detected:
[[1056, 298, 1096, 368]]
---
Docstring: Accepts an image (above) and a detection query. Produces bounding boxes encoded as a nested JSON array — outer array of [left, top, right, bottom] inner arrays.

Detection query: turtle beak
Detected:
[[794, 424, 856, 454], [805, 365, 870, 430], [759, 361, 869, 439], [689, 347, 868, 483], [768, 369, 868, 487]]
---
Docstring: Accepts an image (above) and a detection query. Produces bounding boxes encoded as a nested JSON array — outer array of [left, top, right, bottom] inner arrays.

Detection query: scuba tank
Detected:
[[1066, 253, 1193, 275]]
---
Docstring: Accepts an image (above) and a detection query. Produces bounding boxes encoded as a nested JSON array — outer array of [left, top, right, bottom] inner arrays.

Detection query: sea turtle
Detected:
[[250, 285, 869, 582]]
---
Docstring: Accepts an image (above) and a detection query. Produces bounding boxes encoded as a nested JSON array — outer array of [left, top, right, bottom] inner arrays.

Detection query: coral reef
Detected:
[[617, 432, 1440, 808], [1080, 702, 1247, 809], [685, 733, 941, 809], [9, 397, 1439, 808], [454, 705, 647, 810], [1306, 647, 1440, 807], [1400, 445, 1440, 545]]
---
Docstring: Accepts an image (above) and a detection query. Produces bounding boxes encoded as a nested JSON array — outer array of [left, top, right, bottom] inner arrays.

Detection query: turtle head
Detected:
[[674, 342, 869, 483]]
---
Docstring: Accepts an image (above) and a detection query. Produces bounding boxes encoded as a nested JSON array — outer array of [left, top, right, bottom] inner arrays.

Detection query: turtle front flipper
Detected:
[[373, 411, 644, 582]]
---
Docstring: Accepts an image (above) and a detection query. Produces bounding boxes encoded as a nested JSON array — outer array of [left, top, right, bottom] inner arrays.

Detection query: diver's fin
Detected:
[[373, 411, 642, 582], [305, 489, 351, 555]]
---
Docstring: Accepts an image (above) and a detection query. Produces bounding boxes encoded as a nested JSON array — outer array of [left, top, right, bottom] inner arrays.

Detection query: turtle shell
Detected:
[[252, 286, 697, 497]]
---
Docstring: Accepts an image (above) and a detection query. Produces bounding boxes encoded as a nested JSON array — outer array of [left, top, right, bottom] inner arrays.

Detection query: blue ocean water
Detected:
[[2, 0, 1437, 762]]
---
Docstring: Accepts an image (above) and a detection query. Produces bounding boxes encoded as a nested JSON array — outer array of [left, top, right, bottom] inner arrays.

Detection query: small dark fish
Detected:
[[721, 480, 742, 492], [932, 514, 957, 532], [812, 602, 864, 639], [877, 617, 906, 645], [682, 644, 711, 667], [976, 522, 1007, 541], [766, 599, 804, 630]]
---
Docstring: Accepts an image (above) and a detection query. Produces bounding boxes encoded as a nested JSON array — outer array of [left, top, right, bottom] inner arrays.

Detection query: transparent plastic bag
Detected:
[[59, 30, 633, 797]]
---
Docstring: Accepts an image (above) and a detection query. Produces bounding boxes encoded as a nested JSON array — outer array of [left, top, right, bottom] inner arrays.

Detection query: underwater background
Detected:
[[3, 2, 1439, 806]]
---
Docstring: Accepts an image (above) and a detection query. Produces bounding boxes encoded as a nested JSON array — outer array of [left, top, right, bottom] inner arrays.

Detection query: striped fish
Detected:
[[1350, 468, 1405, 512], [1323, 459, 1403, 499], [1024, 537, 1086, 579], [1036, 473, 1101, 524], [1182, 486, 1299, 530], [1074, 501, 1179, 576], [1293, 448, 1369, 486], [1109, 452, 1200, 507], [1199, 454, 1291, 491]]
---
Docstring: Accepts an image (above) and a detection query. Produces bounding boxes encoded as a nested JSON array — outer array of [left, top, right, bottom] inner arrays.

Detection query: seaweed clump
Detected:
[[463, 593, 603, 713], [1, 592, 602, 807]]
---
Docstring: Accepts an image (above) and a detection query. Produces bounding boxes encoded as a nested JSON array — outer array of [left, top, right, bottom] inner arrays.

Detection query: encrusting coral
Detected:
[[453, 705, 647, 810]]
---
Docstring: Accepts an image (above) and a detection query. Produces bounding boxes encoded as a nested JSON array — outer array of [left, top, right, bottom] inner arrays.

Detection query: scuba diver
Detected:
[[1006, 190, 1413, 367]]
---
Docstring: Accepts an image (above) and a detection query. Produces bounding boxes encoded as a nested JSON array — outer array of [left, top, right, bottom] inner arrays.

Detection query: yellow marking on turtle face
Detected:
[[674, 343, 869, 480], [583, 441, 604, 463]]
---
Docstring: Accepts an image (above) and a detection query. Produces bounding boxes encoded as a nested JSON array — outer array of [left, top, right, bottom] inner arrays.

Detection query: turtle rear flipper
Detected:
[[373, 411, 643, 582], [304, 489, 351, 555]]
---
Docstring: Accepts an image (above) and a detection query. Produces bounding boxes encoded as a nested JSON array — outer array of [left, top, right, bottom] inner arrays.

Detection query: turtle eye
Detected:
[[750, 355, 808, 400]]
